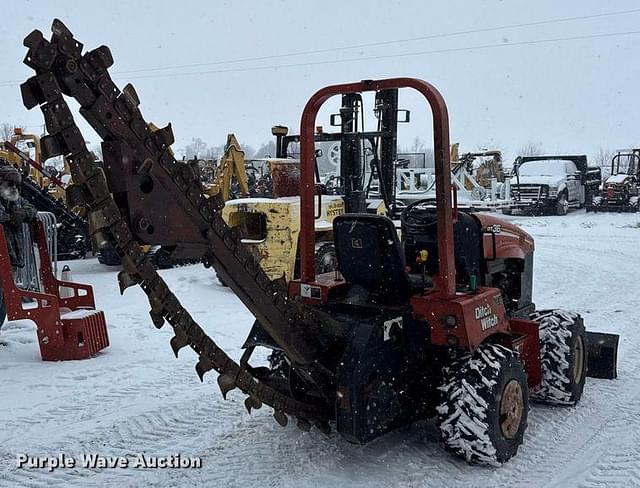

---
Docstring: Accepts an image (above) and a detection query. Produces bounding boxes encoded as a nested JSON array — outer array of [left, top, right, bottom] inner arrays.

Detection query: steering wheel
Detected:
[[400, 198, 439, 229]]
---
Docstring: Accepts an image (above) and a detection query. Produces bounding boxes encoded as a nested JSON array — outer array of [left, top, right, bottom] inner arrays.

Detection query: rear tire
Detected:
[[501, 208, 513, 215], [530, 309, 587, 405], [437, 343, 529, 465]]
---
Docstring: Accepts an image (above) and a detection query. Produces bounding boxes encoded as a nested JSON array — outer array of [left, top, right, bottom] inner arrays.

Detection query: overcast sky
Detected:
[[1, 0, 639, 163]]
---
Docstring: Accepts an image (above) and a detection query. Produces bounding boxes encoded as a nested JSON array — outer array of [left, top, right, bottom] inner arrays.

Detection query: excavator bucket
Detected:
[[586, 331, 619, 379]]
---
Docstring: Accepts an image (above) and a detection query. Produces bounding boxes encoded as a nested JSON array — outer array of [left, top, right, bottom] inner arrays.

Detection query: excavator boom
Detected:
[[209, 134, 250, 200]]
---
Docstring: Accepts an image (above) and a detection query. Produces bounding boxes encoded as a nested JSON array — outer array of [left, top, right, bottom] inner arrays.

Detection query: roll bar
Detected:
[[298, 78, 456, 298]]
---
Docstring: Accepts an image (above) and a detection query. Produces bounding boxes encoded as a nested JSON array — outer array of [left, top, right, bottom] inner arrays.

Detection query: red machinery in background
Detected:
[[0, 220, 108, 360]]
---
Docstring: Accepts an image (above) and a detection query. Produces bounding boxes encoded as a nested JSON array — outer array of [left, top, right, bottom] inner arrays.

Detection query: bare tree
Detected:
[[183, 137, 208, 159], [410, 136, 426, 154], [249, 140, 276, 159], [517, 141, 544, 157], [591, 147, 614, 179], [423, 147, 435, 166], [182, 137, 226, 160], [593, 147, 614, 168]]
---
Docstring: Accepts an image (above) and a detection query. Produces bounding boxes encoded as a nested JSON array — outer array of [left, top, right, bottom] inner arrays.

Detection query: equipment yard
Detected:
[[1, 209, 637, 488], [1, 6, 640, 487]]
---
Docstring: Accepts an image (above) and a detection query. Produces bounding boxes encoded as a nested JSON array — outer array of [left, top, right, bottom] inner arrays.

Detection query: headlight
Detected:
[[548, 186, 558, 196]]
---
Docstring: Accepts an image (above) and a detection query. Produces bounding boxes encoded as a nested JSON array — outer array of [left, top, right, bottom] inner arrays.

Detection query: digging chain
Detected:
[[20, 19, 331, 432]]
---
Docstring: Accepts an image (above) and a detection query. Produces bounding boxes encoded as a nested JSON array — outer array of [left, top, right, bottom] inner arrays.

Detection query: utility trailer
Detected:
[[19, 20, 619, 465]]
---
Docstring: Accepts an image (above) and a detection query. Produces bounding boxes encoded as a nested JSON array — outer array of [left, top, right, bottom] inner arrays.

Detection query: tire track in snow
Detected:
[[2, 385, 328, 488], [549, 392, 640, 487], [3, 215, 639, 487]]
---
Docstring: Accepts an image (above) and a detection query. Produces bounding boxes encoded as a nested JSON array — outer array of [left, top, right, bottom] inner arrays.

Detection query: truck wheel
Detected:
[[530, 309, 586, 405], [501, 207, 513, 215], [437, 343, 529, 465], [555, 191, 569, 215]]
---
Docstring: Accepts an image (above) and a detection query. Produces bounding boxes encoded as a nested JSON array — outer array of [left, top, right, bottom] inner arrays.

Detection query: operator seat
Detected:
[[333, 214, 408, 304]]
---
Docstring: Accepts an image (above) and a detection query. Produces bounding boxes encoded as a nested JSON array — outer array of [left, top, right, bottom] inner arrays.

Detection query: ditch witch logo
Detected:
[[16, 453, 202, 472], [475, 304, 499, 331]]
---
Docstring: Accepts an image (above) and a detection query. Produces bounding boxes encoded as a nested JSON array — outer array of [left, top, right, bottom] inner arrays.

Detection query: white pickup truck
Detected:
[[505, 155, 601, 215]]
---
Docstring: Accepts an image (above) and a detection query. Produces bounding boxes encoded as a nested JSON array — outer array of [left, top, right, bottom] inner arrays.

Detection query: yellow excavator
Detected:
[[204, 134, 250, 200]]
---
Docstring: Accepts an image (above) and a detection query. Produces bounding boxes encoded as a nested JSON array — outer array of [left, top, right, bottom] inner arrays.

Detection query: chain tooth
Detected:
[[51, 18, 74, 39], [314, 420, 331, 435], [169, 330, 190, 358], [217, 374, 237, 400], [244, 396, 262, 415], [296, 418, 312, 432], [149, 310, 165, 329], [273, 410, 288, 427], [117, 270, 139, 295], [193, 356, 213, 382]]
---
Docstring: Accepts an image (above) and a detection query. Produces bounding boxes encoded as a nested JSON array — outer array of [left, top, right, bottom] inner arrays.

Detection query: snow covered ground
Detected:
[[0, 210, 638, 488]]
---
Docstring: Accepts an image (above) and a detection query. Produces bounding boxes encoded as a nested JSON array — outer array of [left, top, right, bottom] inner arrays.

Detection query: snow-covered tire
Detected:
[[437, 343, 529, 465], [555, 191, 569, 216], [530, 309, 586, 406]]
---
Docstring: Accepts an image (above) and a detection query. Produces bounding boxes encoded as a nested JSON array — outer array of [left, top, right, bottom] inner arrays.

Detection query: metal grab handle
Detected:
[[452, 186, 458, 222], [315, 185, 322, 219]]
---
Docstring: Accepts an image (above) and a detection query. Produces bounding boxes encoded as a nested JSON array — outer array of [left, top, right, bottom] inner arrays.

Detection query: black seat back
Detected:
[[333, 214, 407, 303]]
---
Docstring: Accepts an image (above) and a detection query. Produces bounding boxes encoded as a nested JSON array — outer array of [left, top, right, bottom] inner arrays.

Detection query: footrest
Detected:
[[41, 309, 109, 361]]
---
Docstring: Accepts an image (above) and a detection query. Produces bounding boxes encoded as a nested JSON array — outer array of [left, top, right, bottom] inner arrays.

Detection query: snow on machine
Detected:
[[18, 20, 618, 464]]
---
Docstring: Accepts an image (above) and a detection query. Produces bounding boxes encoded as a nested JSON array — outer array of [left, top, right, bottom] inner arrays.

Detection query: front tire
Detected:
[[437, 343, 529, 465], [555, 191, 569, 215], [530, 309, 586, 405]]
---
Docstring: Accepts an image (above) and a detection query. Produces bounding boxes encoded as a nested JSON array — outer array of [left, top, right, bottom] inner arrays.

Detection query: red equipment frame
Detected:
[[298, 78, 455, 298], [294, 78, 541, 387], [0, 221, 108, 360]]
